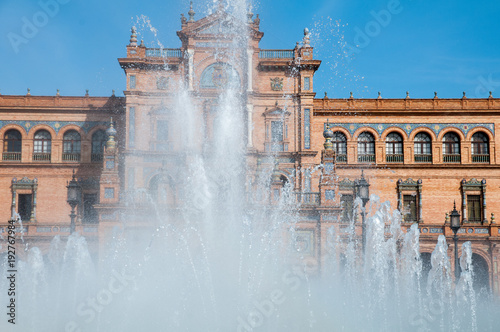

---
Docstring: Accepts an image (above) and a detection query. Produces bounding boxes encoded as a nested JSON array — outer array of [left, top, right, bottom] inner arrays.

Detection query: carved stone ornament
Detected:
[[270, 77, 283, 91]]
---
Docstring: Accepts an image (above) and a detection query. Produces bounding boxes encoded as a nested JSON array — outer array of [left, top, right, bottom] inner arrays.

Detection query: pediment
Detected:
[[262, 103, 291, 117], [177, 10, 263, 41]]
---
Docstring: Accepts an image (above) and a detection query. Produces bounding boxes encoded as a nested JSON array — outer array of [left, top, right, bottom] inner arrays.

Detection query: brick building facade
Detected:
[[0, 5, 498, 294]]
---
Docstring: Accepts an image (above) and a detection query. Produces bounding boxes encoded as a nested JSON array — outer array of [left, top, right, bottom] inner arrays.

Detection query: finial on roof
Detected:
[[406, 91, 410, 99], [188, 1, 195, 22], [324, 92, 328, 99], [106, 117, 117, 151], [462, 91, 467, 99], [377, 92, 382, 99], [181, 13, 187, 25], [139, 39, 145, 47], [254, 14, 260, 27], [489, 91, 493, 99], [129, 26, 137, 46], [323, 119, 334, 150], [434, 91, 438, 99], [303, 28, 311, 47], [27, 88, 31, 96], [349, 91, 353, 99], [85, 89, 89, 96], [112, 90, 115, 96], [56, 89, 60, 96], [247, 5, 254, 24]]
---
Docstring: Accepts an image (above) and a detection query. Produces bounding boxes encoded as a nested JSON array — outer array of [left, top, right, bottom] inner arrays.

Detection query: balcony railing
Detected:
[[294, 192, 320, 206], [145, 48, 182, 58], [336, 154, 347, 163], [443, 154, 461, 163], [91, 153, 103, 162], [62, 153, 81, 162], [265, 142, 288, 152], [259, 50, 294, 59], [358, 154, 375, 163], [414, 154, 432, 163], [386, 154, 404, 163], [472, 154, 490, 163], [2, 152, 21, 161], [33, 153, 51, 162]]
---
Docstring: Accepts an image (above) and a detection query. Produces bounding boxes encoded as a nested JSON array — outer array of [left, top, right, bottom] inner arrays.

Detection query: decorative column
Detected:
[[33, 186, 37, 222], [247, 104, 253, 147], [247, 48, 253, 92], [418, 179, 423, 223], [11, 186, 16, 219], [187, 49, 194, 91], [397, 180, 402, 211], [482, 179, 487, 224], [461, 179, 467, 222]]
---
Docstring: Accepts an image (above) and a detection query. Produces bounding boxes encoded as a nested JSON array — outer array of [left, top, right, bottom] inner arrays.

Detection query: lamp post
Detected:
[[355, 170, 370, 253], [450, 201, 461, 280], [67, 171, 81, 234]]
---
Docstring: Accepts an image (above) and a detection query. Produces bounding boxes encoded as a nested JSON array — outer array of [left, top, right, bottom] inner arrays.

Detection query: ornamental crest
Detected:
[[156, 77, 169, 90], [212, 64, 228, 88], [270, 77, 284, 91]]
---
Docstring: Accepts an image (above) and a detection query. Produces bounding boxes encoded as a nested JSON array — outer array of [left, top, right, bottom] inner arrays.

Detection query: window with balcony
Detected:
[[63, 130, 81, 162], [83, 193, 98, 224], [403, 194, 418, 222], [414, 132, 432, 163], [263, 103, 289, 152], [357, 132, 375, 162], [442, 132, 460, 163], [18, 194, 33, 221], [471, 132, 489, 163], [461, 178, 486, 223], [340, 194, 354, 222], [91, 130, 106, 162], [33, 130, 51, 162], [332, 132, 347, 162], [154, 120, 169, 151], [467, 195, 482, 222], [270, 121, 284, 151], [385, 132, 403, 163], [3, 129, 22, 161], [397, 178, 422, 223]]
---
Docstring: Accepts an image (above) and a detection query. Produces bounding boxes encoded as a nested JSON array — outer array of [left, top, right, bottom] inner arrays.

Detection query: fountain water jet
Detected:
[[1, 1, 498, 331]]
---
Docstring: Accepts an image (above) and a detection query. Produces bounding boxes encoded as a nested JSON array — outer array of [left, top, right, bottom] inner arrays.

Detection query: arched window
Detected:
[[332, 132, 347, 162], [471, 254, 490, 294], [357, 132, 375, 162], [471, 132, 489, 163], [63, 130, 81, 161], [442, 132, 460, 163], [385, 132, 403, 162], [200, 62, 240, 89], [414, 132, 432, 163], [91, 130, 106, 162], [33, 130, 51, 162], [3, 129, 22, 161]]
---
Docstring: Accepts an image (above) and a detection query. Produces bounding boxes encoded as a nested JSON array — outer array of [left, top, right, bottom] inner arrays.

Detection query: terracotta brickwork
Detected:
[[0, 8, 498, 293], [0, 95, 124, 254]]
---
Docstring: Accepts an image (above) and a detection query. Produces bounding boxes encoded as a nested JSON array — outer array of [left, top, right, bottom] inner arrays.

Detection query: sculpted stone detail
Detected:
[[270, 77, 283, 91]]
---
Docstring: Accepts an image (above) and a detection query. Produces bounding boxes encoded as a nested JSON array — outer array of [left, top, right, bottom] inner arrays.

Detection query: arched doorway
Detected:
[[420, 252, 432, 284], [471, 253, 490, 293]]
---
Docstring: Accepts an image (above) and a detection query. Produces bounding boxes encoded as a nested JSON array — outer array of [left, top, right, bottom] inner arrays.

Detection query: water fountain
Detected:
[[1, 1, 498, 331]]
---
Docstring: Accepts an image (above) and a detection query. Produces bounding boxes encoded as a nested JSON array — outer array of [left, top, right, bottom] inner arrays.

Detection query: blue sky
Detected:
[[1, 0, 499, 98]]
